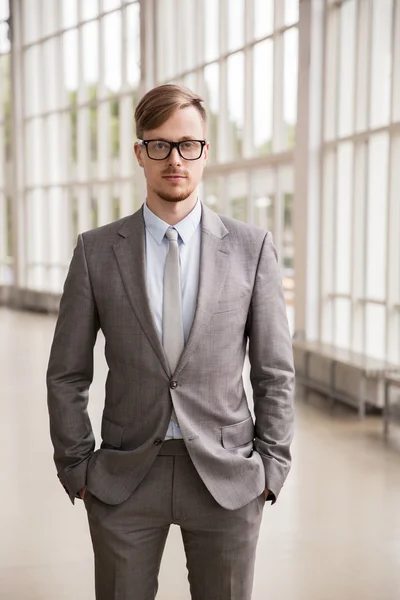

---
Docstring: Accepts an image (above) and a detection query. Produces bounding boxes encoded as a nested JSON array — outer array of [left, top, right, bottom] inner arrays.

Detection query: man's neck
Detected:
[[145, 193, 199, 226]]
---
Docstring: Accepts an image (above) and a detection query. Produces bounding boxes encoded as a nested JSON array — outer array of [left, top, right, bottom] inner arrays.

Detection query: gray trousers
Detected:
[[84, 440, 265, 600]]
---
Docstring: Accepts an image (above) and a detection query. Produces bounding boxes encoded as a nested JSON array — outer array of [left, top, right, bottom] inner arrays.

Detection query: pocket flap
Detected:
[[101, 417, 124, 448], [221, 416, 254, 449]]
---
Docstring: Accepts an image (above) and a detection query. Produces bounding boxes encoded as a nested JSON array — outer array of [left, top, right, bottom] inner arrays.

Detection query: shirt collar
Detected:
[[143, 199, 202, 246]]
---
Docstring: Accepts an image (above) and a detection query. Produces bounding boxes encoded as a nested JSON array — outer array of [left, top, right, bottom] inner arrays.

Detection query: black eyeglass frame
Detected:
[[138, 139, 207, 161]]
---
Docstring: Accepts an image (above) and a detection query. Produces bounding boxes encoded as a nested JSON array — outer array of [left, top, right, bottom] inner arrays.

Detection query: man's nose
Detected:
[[168, 146, 182, 166]]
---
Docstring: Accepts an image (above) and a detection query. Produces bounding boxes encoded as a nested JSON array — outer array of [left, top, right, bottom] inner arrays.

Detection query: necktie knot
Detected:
[[165, 228, 178, 243]]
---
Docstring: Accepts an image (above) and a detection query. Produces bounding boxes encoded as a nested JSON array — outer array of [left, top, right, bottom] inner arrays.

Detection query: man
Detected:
[[47, 84, 295, 600]]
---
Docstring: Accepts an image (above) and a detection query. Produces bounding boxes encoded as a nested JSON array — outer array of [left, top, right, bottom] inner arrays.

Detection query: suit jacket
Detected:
[[47, 203, 295, 510]]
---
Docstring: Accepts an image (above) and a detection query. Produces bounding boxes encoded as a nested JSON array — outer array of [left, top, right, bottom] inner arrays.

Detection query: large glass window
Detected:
[[17, 1, 141, 292], [6, 0, 301, 334], [322, 1, 400, 361]]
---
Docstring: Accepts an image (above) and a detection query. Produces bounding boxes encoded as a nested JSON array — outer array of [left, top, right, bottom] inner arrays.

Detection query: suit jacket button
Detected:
[[170, 380, 178, 389], [154, 439, 163, 446]]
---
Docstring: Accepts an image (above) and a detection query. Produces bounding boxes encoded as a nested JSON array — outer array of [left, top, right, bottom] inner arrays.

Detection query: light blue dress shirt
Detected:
[[143, 200, 202, 440]]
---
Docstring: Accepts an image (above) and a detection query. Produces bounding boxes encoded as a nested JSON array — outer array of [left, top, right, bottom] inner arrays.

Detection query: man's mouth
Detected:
[[163, 174, 187, 182]]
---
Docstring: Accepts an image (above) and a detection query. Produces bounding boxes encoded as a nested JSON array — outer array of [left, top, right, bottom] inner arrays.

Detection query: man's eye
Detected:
[[182, 142, 195, 149], [155, 142, 168, 149]]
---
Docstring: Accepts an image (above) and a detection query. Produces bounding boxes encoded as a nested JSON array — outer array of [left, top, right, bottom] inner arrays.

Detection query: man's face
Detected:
[[134, 106, 209, 204]]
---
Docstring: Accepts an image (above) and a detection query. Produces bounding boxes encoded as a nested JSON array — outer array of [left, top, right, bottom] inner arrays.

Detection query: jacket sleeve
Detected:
[[247, 231, 295, 503], [46, 234, 100, 503]]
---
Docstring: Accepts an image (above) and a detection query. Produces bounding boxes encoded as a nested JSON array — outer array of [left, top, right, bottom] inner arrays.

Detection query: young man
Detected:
[[47, 84, 295, 600]]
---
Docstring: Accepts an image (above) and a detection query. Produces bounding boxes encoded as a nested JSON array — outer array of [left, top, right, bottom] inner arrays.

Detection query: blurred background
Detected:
[[0, 1, 400, 599]]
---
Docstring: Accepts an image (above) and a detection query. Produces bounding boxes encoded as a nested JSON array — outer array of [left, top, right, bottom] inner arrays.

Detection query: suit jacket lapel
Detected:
[[175, 205, 230, 376], [112, 207, 170, 377]]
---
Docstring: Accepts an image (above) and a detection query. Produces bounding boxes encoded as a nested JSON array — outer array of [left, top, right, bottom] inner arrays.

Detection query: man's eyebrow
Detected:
[[149, 136, 197, 141]]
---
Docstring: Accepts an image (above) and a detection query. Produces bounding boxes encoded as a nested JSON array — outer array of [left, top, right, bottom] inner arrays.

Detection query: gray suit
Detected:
[[47, 204, 295, 599]]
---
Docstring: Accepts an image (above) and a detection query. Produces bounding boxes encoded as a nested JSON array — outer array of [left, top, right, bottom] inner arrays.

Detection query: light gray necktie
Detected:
[[163, 228, 184, 425]]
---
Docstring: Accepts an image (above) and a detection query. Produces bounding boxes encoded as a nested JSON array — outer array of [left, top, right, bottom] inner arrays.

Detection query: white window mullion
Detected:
[[392, 0, 400, 123], [355, 0, 370, 133]]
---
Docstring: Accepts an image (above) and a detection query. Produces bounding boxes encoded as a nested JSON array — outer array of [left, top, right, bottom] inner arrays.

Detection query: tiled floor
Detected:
[[1, 306, 400, 599]]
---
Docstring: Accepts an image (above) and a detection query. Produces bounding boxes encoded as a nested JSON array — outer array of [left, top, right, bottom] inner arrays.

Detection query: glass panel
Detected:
[[62, 0, 78, 30], [46, 114, 62, 185], [366, 134, 389, 300], [283, 27, 298, 149], [91, 191, 99, 229], [254, 0, 274, 39], [126, 3, 140, 87], [90, 101, 98, 164], [82, 21, 99, 92], [23, 0, 40, 45], [110, 97, 120, 159], [227, 0, 245, 53], [181, 0, 196, 71], [182, 72, 197, 91], [82, 0, 99, 21], [391, 136, 400, 308], [103, 0, 121, 11], [69, 108, 78, 164], [48, 187, 70, 292], [321, 152, 335, 343], [204, 0, 219, 62], [63, 30, 78, 97], [42, 0, 57, 37], [355, 0, 370, 133], [156, 0, 176, 82], [0, 0, 10, 20], [253, 39, 273, 156], [252, 169, 274, 230], [228, 172, 247, 222], [338, 0, 356, 137], [26, 189, 47, 290], [204, 178, 222, 213], [370, 0, 393, 128], [334, 298, 351, 349], [25, 119, 43, 186], [227, 52, 244, 160], [366, 304, 386, 360], [104, 12, 122, 92], [285, 0, 299, 26], [324, 7, 338, 141], [280, 165, 294, 282], [0, 22, 10, 54], [42, 38, 59, 112], [204, 62, 219, 163], [335, 142, 353, 295]]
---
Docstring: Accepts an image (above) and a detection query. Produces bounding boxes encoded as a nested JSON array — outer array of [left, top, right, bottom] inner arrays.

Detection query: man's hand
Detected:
[[80, 487, 87, 500]]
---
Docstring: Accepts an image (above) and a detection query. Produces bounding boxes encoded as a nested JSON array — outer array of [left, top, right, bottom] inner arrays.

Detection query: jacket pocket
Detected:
[[221, 416, 254, 449], [101, 417, 124, 448]]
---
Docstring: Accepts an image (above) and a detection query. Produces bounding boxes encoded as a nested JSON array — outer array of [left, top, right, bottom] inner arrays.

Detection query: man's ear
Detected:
[[203, 141, 210, 164], [134, 142, 144, 168]]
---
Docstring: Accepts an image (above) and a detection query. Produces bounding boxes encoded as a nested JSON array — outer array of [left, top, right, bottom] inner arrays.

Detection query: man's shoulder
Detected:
[[217, 213, 269, 245], [80, 209, 142, 246]]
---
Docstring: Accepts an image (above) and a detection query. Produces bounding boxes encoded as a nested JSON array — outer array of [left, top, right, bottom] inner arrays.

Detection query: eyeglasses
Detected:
[[138, 139, 207, 161]]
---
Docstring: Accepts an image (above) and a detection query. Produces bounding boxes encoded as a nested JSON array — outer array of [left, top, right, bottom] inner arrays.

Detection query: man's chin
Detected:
[[154, 189, 195, 203]]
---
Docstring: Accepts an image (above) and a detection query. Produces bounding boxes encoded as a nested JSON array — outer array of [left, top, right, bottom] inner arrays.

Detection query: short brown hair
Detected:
[[135, 84, 207, 138]]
